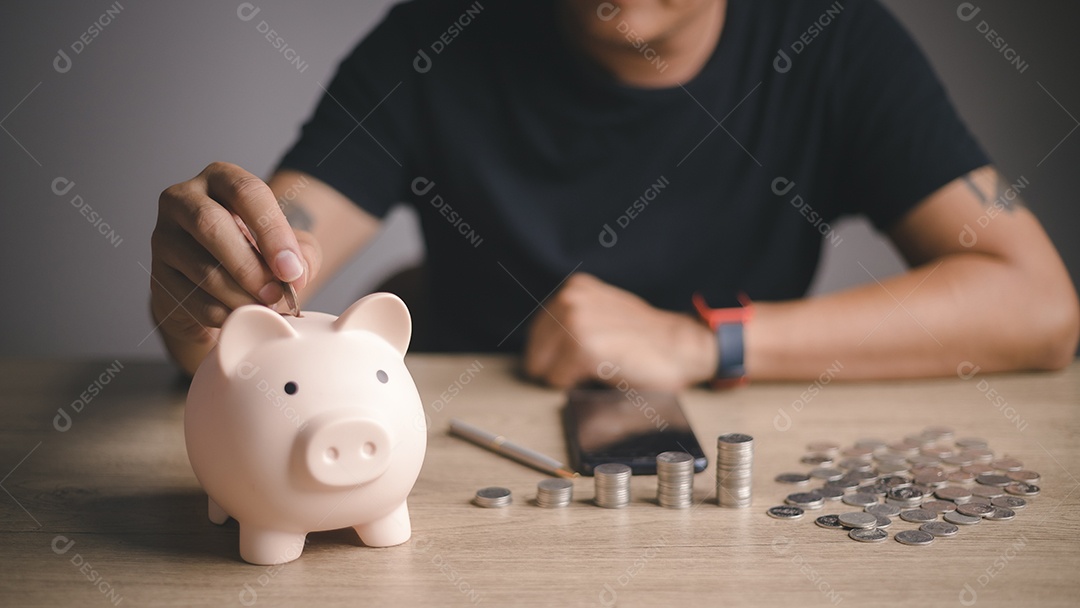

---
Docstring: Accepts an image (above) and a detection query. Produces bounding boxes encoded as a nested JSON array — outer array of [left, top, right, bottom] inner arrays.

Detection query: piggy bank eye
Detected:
[[284, 381, 298, 395], [376, 370, 388, 384]]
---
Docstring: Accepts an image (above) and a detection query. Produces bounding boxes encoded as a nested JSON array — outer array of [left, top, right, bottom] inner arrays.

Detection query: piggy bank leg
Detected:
[[354, 501, 411, 547], [208, 496, 229, 525], [239, 523, 308, 565]]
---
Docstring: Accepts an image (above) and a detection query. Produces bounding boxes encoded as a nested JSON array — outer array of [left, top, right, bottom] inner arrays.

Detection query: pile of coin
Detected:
[[717, 433, 754, 508], [656, 451, 695, 508], [474, 486, 512, 508], [594, 463, 632, 508], [766, 427, 1039, 546], [536, 478, 574, 508]]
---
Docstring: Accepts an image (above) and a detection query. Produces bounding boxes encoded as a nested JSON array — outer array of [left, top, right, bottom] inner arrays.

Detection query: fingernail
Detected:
[[274, 251, 304, 282], [258, 282, 283, 305]]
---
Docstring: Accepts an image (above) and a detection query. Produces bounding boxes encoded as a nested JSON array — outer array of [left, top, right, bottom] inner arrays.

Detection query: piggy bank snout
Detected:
[[302, 416, 393, 487]]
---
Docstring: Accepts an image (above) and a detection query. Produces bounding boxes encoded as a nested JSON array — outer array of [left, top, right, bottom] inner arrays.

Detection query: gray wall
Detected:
[[1, 1, 1077, 358]]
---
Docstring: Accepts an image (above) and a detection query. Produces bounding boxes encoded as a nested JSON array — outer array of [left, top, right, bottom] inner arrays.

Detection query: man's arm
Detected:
[[152, 164, 380, 375], [524, 166, 1078, 388]]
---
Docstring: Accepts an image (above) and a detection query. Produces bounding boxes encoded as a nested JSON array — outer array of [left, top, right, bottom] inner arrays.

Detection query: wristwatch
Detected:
[[692, 292, 754, 388]]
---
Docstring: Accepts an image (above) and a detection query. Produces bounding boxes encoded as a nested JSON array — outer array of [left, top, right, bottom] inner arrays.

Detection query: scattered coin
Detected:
[[815, 514, 844, 529], [962, 464, 996, 475], [839, 458, 874, 472], [824, 477, 861, 491], [908, 454, 940, 467], [474, 487, 512, 508], [971, 485, 1005, 499], [962, 448, 995, 464], [1006, 470, 1040, 483], [955, 437, 989, 450], [920, 445, 954, 459], [956, 503, 995, 518], [888, 440, 920, 455], [807, 441, 840, 455], [816, 486, 846, 501], [786, 492, 824, 510], [875, 462, 910, 474], [985, 507, 1016, 521], [976, 473, 1012, 487], [865, 503, 901, 518], [922, 426, 955, 441], [935, 486, 973, 502], [810, 467, 845, 481], [849, 528, 889, 543], [767, 505, 804, 520], [899, 509, 938, 523], [944, 511, 981, 525], [920, 521, 960, 537], [873, 514, 892, 528], [838, 512, 878, 529], [991, 458, 1024, 471], [991, 496, 1026, 510], [947, 471, 976, 484], [855, 439, 888, 452], [895, 529, 935, 546], [775, 472, 811, 485], [842, 492, 879, 508], [942, 454, 974, 467], [801, 454, 834, 466], [922, 500, 958, 514], [1005, 482, 1039, 497], [966, 495, 992, 505]]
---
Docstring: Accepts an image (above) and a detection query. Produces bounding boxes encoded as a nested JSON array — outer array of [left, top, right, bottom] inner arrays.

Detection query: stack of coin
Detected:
[[536, 478, 574, 508], [594, 463, 632, 508], [717, 433, 754, 508], [474, 486, 512, 508], [656, 452, 695, 508]]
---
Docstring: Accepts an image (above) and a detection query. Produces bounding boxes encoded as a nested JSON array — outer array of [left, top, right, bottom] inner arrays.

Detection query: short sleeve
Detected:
[[834, 0, 990, 230], [276, 4, 421, 218]]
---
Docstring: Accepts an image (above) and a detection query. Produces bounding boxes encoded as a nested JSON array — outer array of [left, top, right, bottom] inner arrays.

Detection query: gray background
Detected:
[[1, 0, 1077, 359]]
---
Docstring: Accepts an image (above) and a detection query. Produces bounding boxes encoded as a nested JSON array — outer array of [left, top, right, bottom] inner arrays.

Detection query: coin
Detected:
[[767, 505, 804, 520], [908, 454, 941, 467], [839, 458, 874, 472], [946, 471, 976, 484], [920, 521, 960, 537], [991, 458, 1023, 471], [815, 514, 844, 529], [895, 529, 935, 546], [807, 441, 840, 455], [775, 472, 811, 485], [801, 454, 834, 466], [956, 503, 995, 517], [873, 514, 892, 529], [816, 486, 846, 501], [717, 434, 754, 508], [838, 512, 878, 529], [887, 440, 920, 456], [966, 495, 992, 505], [899, 509, 938, 523], [810, 467, 845, 481], [536, 478, 574, 508], [474, 486, 512, 508], [842, 492, 879, 508], [962, 464, 996, 475], [942, 454, 974, 467], [935, 486, 973, 502], [976, 473, 1012, 487], [865, 503, 901, 518], [282, 282, 301, 317], [849, 527, 889, 543], [962, 448, 995, 464], [971, 485, 1004, 499], [594, 463, 632, 509], [824, 477, 861, 491], [955, 437, 988, 450], [855, 439, 888, 452], [1005, 482, 1039, 496], [922, 426, 955, 441], [880, 474, 913, 488], [944, 511, 981, 525], [920, 445, 955, 459], [991, 496, 1026, 509], [886, 487, 924, 502], [657, 451, 695, 509], [922, 500, 958, 514], [985, 507, 1016, 521], [875, 462, 910, 475], [1006, 470, 1040, 483], [786, 492, 824, 510]]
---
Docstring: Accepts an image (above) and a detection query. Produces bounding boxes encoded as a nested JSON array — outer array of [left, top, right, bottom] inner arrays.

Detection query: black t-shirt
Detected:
[[279, 0, 988, 352]]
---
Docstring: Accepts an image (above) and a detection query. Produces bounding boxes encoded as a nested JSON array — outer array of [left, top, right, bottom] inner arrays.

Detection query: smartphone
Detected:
[[562, 388, 707, 475]]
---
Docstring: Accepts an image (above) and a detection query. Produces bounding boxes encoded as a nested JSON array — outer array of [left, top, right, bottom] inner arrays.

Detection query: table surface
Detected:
[[1, 355, 1077, 607]]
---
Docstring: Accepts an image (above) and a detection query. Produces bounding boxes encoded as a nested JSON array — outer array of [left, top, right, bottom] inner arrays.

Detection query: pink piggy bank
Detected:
[[184, 293, 427, 565]]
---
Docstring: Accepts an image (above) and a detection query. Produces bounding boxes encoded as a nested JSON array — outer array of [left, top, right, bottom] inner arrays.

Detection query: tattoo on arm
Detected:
[[282, 202, 314, 232], [962, 170, 1025, 214]]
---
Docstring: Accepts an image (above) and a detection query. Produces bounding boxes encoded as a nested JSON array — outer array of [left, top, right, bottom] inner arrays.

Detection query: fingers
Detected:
[[202, 162, 307, 287], [149, 260, 230, 340]]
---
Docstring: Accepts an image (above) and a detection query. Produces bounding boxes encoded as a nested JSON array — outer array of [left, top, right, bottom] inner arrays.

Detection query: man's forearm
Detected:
[[745, 253, 1078, 381]]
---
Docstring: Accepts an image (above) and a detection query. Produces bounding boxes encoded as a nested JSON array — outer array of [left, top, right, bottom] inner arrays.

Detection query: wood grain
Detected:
[[0, 356, 1077, 607]]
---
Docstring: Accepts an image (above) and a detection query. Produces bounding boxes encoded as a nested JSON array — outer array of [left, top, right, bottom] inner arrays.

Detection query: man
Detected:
[[151, 0, 1078, 388]]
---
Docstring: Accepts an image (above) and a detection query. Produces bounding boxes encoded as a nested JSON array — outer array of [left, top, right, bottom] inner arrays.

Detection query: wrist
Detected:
[[692, 293, 754, 388]]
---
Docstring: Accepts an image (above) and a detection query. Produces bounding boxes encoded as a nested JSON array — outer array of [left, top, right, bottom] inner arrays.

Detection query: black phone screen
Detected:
[[562, 388, 708, 475]]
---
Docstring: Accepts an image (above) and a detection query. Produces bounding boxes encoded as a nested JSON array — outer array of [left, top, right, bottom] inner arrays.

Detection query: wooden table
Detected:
[[1, 356, 1077, 607]]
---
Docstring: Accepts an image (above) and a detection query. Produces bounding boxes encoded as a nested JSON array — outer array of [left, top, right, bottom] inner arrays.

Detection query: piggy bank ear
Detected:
[[217, 305, 299, 374], [333, 292, 412, 355]]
